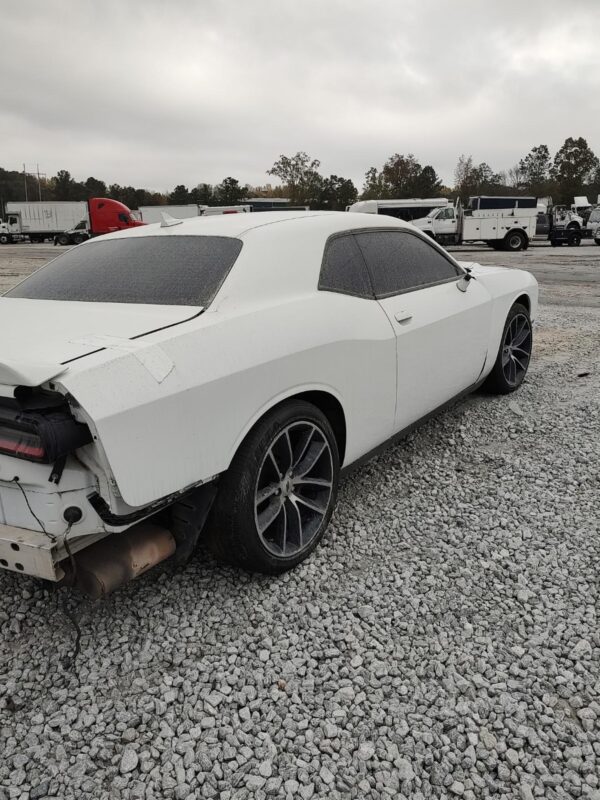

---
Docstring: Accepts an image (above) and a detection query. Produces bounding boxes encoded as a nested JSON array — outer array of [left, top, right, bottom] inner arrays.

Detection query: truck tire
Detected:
[[72, 234, 87, 245], [0, 234, 9, 245], [503, 231, 526, 252], [567, 231, 581, 247], [56, 233, 71, 246]]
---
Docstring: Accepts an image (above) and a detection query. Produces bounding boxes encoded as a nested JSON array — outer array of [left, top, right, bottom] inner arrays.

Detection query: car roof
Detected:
[[92, 210, 414, 244]]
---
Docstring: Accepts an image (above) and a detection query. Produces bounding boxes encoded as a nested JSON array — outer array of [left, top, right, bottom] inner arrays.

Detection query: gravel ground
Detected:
[[0, 253, 599, 798]]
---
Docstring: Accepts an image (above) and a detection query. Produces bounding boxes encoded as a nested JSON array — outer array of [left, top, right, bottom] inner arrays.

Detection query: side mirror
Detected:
[[457, 270, 474, 293]]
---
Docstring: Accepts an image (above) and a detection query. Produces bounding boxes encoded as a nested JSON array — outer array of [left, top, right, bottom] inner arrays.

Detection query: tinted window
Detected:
[[377, 206, 437, 221], [7, 235, 243, 307], [319, 235, 373, 298], [356, 230, 459, 297], [478, 198, 517, 210]]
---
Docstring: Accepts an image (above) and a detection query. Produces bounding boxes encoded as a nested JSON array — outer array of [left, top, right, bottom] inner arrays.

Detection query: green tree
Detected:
[[213, 177, 246, 206], [360, 167, 389, 200], [84, 176, 107, 198], [190, 183, 214, 205], [318, 175, 357, 210], [169, 184, 191, 204], [518, 145, 551, 196], [360, 155, 442, 200], [267, 152, 322, 205], [53, 169, 78, 200], [551, 137, 599, 203]]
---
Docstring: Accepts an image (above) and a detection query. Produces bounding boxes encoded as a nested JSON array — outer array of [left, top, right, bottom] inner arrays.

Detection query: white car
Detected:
[[0, 212, 537, 589]]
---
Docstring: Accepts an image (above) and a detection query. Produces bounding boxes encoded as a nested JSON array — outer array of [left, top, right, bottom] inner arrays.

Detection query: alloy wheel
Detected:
[[254, 421, 334, 557], [502, 313, 532, 387]]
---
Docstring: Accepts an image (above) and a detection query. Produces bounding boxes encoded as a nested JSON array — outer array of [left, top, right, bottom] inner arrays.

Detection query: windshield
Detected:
[[426, 208, 440, 218], [6, 235, 243, 306]]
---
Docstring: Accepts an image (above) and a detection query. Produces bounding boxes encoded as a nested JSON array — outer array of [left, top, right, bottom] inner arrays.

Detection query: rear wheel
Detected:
[[56, 233, 70, 246], [484, 303, 532, 394], [72, 233, 87, 245], [503, 231, 526, 251], [207, 400, 339, 573]]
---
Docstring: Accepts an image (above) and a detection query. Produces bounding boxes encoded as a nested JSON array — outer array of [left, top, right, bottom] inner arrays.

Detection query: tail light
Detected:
[[0, 404, 92, 464]]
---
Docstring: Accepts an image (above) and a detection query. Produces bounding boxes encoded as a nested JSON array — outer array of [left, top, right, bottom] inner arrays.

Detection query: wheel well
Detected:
[[295, 390, 347, 464], [514, 293, 530, 312]]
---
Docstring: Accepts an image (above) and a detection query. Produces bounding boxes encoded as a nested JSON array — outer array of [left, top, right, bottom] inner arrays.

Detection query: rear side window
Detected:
[[319, 234, 373, 298], [355, 230, 460, 297], [6, 235, 243, 307]]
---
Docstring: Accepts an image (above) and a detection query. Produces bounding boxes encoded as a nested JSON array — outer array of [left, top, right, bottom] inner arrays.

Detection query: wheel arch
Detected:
[[514, 293, 531, 313], [228, 386, 347, 467]]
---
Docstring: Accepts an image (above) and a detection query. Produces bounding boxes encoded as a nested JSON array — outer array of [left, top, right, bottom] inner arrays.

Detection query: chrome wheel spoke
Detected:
[[257, 498, 283, 534], [293, 476, 332, 489], [256, 483, 279, 505], [292, 492, 327, 516], [296, 440, 327, 478], [285, 498, 303, 549]]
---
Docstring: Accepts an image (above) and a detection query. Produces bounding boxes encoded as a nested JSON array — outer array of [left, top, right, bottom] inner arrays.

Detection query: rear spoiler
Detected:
[[0, 359, 68, 392]]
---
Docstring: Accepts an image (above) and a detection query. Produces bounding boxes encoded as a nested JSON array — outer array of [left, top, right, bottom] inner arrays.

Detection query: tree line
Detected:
[[1, 136, 599, 213]]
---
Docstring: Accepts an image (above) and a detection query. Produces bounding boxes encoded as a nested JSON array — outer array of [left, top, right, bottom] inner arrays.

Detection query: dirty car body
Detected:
[[0, 212, 538, 583]]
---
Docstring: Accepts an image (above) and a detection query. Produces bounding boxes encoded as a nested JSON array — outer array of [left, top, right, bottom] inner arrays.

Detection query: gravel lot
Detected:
[[0, 243, 599, 799]]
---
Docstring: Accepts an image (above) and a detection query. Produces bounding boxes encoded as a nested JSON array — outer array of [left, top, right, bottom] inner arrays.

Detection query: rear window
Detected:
[[6, 235, 243, 306]]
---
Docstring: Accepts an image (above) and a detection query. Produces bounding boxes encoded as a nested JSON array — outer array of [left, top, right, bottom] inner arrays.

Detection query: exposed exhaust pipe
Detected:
[[64, 522, 176, 598]]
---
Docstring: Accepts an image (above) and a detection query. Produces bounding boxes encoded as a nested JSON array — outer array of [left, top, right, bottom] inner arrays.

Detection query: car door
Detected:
[[354, 228, 492, 432], [432, 206, 457, 238]]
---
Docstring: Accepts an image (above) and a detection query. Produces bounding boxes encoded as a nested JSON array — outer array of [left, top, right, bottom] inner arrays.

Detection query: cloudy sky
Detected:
[[2, 0, 600, 193]]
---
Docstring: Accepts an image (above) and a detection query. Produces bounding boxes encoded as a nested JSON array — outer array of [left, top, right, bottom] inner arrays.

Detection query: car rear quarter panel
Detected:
[[58, 292, 397, 509]]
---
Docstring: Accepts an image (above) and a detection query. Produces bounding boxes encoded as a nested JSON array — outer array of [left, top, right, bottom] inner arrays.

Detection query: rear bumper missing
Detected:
[[0, 522, 109, 581]]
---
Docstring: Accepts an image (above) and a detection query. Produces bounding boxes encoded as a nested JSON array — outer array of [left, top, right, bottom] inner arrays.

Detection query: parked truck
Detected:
[[410, 196, 539, 251], [0, 198, 143, 245]]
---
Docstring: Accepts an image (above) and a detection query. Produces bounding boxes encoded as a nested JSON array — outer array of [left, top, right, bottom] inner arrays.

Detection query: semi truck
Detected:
[[410, 196, 538, 251], [0, 198, 143, 245]]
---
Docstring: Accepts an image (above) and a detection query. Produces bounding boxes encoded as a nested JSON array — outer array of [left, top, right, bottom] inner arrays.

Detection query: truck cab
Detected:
[[0, 214, 24, 244]]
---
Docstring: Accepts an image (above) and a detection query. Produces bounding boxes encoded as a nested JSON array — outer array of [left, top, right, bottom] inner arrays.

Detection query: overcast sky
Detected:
[[2, 0, 600, 193]]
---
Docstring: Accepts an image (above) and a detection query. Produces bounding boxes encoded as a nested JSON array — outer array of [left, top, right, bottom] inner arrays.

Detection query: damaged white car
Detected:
[[0, 212, 537, 593]]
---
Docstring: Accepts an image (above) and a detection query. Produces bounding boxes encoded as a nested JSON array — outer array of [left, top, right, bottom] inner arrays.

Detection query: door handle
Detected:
[[395, 310, 413, 323]]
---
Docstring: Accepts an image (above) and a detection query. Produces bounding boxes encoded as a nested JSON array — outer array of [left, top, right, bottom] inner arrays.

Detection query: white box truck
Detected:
[[410, 196, 539, 251], [1, 201, 87, 243]]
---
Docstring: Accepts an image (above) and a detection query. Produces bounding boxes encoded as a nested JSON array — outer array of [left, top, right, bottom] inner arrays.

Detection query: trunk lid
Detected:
[[0, 298, 201, 388]]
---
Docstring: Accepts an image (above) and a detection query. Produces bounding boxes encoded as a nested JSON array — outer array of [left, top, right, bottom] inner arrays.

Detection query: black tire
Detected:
[[503, 231, 526, 252], [0, 234, 9, 245], [56, 233, 70, 246], [568, 231, 581, 247], [566, 222, 580, 230], [207, 399, 340, 574], [72, 234, 86, 245], [483, 303, 532, 394]]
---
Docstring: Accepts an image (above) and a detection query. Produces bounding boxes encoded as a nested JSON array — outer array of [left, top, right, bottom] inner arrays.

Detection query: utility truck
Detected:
[[410, 196, 538, 251], [0, 198, 143, 245], [348, 198, 449, 221]]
